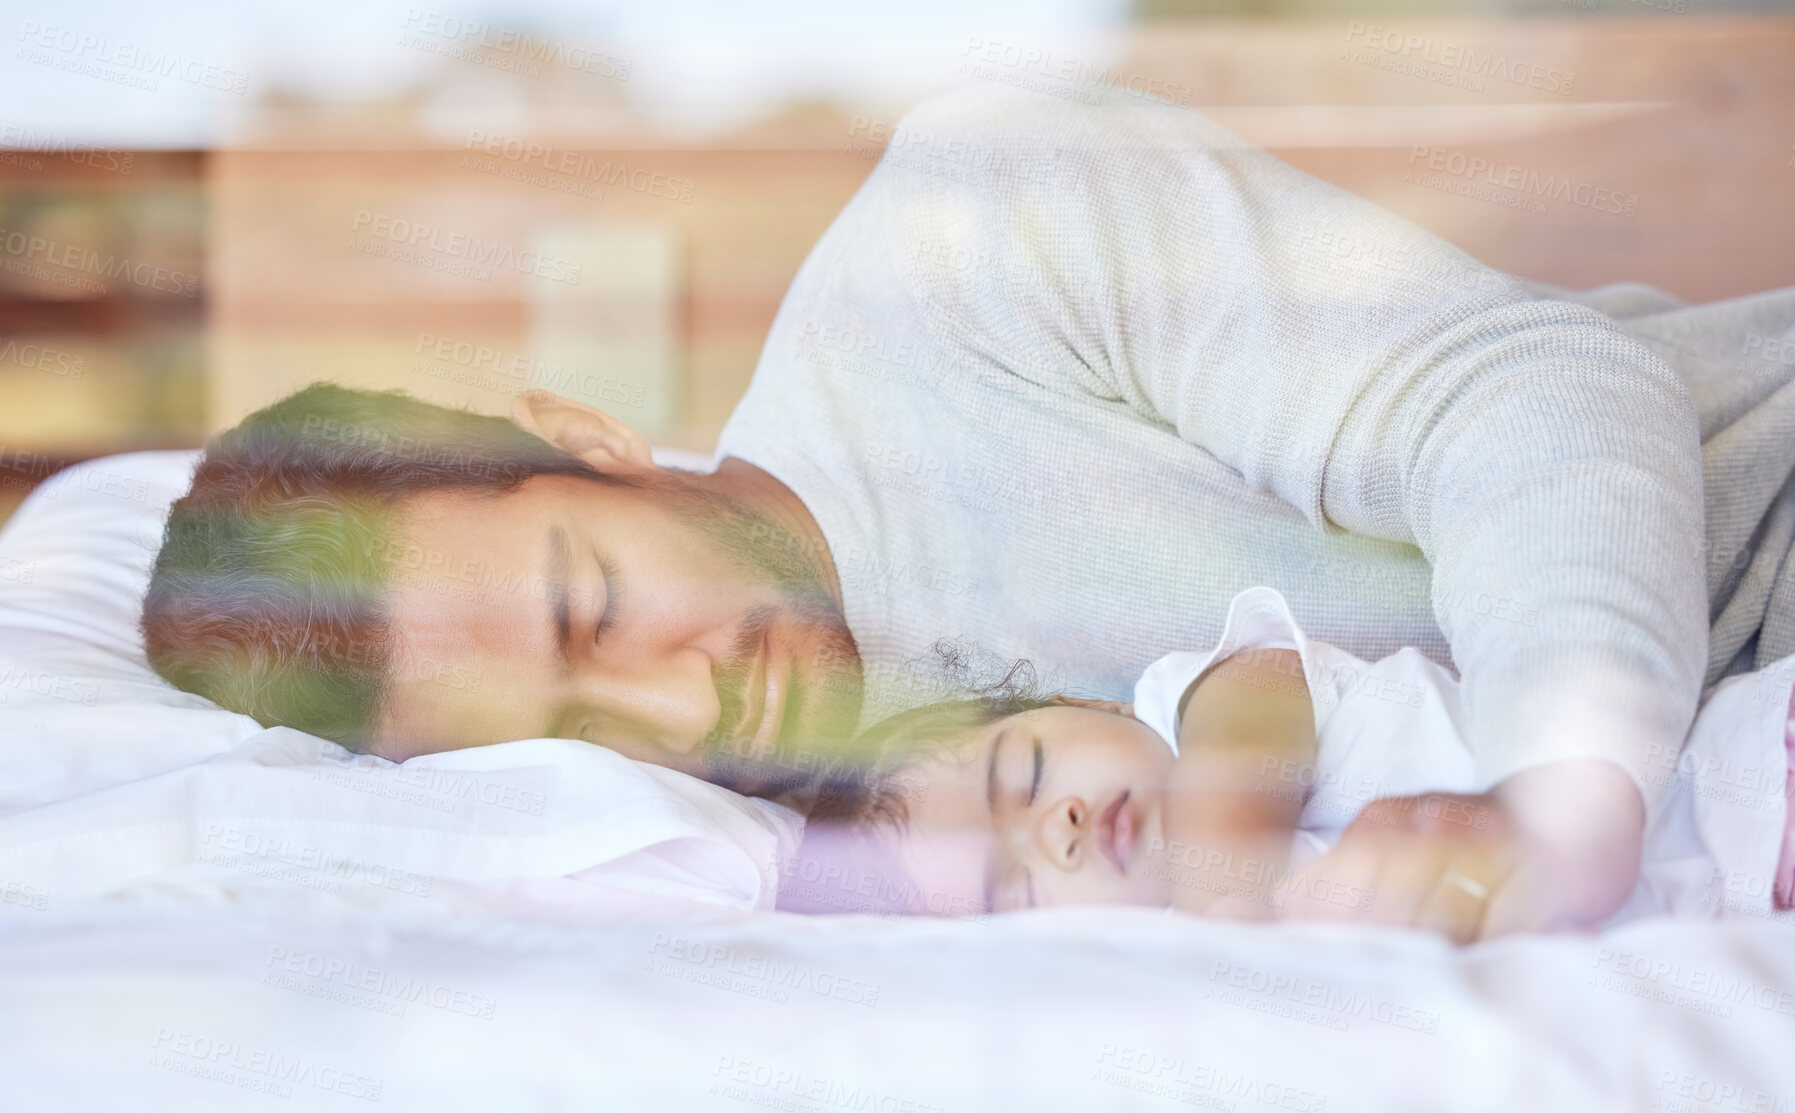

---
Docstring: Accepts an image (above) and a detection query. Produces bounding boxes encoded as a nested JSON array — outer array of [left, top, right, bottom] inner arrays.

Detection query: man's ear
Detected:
[[1048, 694, 1135, 718], [510, 389, 654, 472]]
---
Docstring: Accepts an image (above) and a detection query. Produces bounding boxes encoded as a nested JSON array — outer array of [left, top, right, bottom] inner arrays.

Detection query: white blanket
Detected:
[[1, 904, 1791, 1111]]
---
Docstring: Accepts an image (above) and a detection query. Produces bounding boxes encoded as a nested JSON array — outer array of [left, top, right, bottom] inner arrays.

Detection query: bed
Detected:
[[2, 450, 1792, 1111]]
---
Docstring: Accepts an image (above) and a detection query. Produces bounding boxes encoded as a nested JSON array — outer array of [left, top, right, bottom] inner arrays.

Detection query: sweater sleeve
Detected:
[[875, 83, 1707, 796]]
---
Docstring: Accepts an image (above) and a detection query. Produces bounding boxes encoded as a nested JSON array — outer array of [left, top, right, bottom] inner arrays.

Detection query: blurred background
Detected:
[[2, 0, 1792, 522]]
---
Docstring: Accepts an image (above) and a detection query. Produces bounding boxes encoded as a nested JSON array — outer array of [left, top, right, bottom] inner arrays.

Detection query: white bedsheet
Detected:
[[1, 904, 1791, 1112], [0, 449, 799, 921], [5, 450, 1795, 1111], [0, 727, 799, 921]]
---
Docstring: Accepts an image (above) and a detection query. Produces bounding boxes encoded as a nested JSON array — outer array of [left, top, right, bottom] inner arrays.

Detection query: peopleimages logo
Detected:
[[0, 339, 84, 379], [1407, 145, 1638, 218], [1343, 21, 1575, 96], [646, 934, 881, 1008], [149, 1029, 382, 1102], [349, 210, 584, 285], [0, 123, 133, 173], [1093, 1044, 1329, 1112], [399, 9, 632, 80], [0, 225, 199, 297], [264, 945, 499, 1020], [959, 36, 1194, 106], [844, 116, 1073, 188], [413, 330, 650, 405], [1744, 331, 1795, 368], [198, 823, 435, 898], [0, 877, 49, 911], [0, 663, 99, 707], [15, 21, 249, 94], [463, 129, 694, 204], [708, 1057, 943, 1113]]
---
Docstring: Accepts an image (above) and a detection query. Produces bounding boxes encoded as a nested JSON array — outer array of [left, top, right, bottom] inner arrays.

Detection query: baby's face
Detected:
[[890, 705, 1177, 913]]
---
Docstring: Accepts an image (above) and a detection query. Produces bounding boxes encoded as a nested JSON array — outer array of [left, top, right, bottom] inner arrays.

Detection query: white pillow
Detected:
[[0, 446, 797, 917]]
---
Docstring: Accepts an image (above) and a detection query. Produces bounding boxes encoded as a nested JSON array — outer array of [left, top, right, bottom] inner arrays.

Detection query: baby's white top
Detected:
[[1131, 586, 1794, 923], [1133, 586, 1480, 872]]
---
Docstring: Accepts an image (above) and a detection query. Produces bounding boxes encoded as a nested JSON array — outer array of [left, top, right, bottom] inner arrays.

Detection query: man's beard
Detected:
[[644, 469, 866, 795]]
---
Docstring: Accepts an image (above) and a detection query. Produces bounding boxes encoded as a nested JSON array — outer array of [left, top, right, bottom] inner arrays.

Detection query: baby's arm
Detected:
[[1162, 648, 1317, 918]]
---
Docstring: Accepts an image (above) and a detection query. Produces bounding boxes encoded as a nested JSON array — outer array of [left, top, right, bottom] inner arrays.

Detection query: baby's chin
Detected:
[[1125, 869, 1178, 910], [1125, 784, 1174, 906]]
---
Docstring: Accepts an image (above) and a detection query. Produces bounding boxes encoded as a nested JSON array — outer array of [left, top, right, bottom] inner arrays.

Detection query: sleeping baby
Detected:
[[778, 586, 1795, 937]]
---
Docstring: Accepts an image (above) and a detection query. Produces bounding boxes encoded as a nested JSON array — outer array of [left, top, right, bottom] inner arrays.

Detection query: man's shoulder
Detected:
[[889, 79, 1214, 143], [885, 82, 1052, 139]]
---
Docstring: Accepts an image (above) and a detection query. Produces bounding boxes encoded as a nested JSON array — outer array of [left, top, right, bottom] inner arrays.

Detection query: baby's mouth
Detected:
[[1097, 790, 1135, 874]]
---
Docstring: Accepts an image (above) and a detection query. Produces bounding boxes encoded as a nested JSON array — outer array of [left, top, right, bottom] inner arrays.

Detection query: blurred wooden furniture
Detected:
[[209, 17, 1795, 457], [0, 150, 206, 521], [3, 16, 1791, 527]]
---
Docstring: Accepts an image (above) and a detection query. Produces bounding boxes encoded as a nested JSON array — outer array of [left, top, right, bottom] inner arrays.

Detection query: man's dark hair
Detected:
[[141, 383, 627, 751]]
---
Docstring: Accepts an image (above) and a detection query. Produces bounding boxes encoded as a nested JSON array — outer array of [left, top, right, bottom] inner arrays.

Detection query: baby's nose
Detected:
[[1037, 795, 1086, 870]]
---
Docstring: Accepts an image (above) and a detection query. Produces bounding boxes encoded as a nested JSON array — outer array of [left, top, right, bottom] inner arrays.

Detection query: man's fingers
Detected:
[[1357, 836, 1451, 928], [1276, 809, 1404, 923], [1473, 854, 1547, 938], [1276, 793, 1531, 939], [1415, 869, 1490, 944]]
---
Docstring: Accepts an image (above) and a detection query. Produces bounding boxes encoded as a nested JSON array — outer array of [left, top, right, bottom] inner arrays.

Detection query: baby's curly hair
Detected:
[[776, 644, 1054, 915], [805, 643, 1054, 828]]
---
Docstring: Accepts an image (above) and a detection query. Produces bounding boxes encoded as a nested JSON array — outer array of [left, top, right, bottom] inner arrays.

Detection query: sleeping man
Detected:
[[140, 83, 1795, 941]]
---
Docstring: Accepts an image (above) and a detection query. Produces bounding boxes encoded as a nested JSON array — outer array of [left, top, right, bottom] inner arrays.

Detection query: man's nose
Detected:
[[1036, 795, 1086, 871], [568, 645, 720, 754]]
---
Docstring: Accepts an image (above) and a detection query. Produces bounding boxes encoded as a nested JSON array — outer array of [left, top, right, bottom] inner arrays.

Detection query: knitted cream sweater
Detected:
[[719, 82, 1795, 800]]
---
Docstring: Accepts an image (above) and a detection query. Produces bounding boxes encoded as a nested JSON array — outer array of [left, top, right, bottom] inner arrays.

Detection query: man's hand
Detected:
[[1274, 759, 1646, 944]]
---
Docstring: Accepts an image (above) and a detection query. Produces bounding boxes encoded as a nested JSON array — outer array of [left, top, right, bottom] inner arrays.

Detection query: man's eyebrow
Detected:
[[545, 524, 572, 670]]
